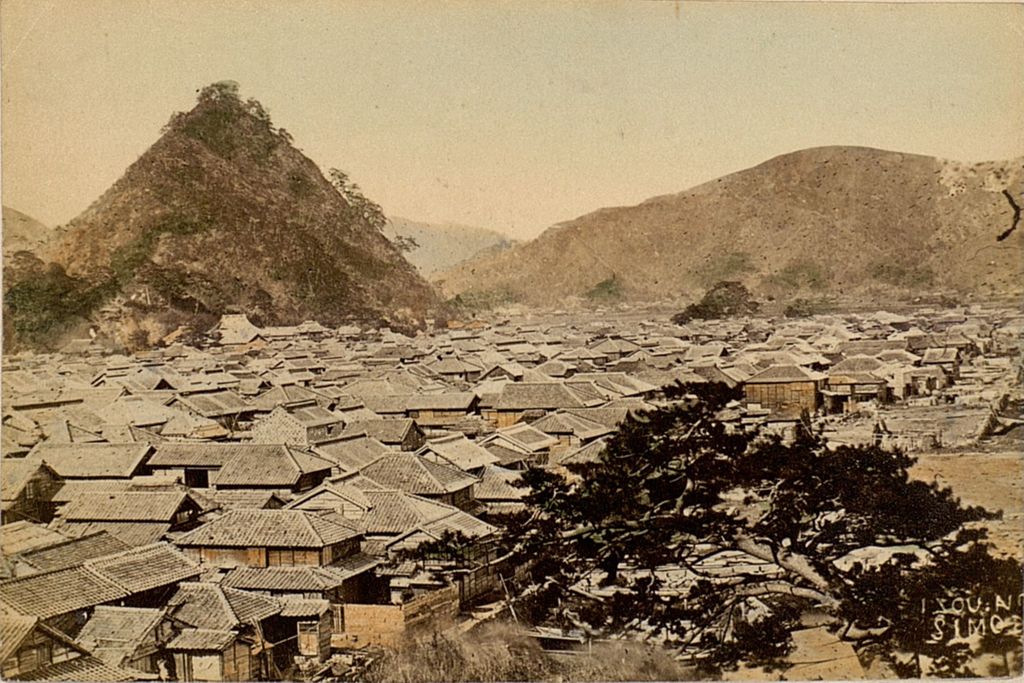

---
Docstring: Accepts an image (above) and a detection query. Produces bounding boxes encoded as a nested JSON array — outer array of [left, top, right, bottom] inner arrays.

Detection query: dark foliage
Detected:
[[4, 263, 102, 345], [509, 382, 1021, 675], [672, 281, 759, 324]]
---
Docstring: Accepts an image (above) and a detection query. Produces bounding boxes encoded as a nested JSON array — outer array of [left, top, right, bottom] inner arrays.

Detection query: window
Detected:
[[184, 469, 209, 488]]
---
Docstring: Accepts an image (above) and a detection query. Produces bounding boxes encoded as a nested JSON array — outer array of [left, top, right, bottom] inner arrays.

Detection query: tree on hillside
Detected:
[[672, 281, 759, 324], [506, 382, 1022, 677], [329, 168, 387, 231], [391, 234, 420, 254]]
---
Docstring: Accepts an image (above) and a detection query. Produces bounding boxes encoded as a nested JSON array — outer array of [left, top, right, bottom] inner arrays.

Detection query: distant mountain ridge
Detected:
[[2, 206, 53, 261], [382, 217, 515, 276], [3, 81, 437, 351], [436, 146, 1024, 306]]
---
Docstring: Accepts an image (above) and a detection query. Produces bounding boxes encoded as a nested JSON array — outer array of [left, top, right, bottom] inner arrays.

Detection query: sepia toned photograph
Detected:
[[0, 1, 1021, 681]]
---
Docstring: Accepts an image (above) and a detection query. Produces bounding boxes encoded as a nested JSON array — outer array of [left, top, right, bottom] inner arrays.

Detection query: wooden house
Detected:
[[172, 390, 254, 430], [1, 459, 62, 525], [173, 509, 363, 569], [742, 365, 824, 420], [23, 443, 154, 481], [359, 452, 479, 510], [1, 612, 143, 681], [404, 393, 479, 428], [164, 582, 280, 681], [51, 491, 204, 546], [147, 443, 333, 493], [823, 356, 890, 414], [0, 542, 201, 636], [921, 347, 961, 381], [427, 357, 484, 382], [221, 557, 385, 640], [212, 314, 266, 352], [75, 606, 169, 675], [342, 418, 426, 451], [250, 405, 345, 446], [416, 434, 498, 474], [488, 382, 601, 428], [528, 411, 613, 458], [479, 423, 559, 466], [473, 466, 529, 517]]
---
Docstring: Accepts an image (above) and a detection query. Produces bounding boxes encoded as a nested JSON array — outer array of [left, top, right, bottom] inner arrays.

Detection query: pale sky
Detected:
[[2, 0, 1022, 240]]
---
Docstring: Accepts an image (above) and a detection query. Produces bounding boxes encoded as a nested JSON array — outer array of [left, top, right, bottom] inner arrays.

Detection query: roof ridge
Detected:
[[208, 582, 241, 627], [297, 509, 321, 543]]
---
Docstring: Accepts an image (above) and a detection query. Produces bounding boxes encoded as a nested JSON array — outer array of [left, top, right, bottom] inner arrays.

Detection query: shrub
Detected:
[[672, 280, 759, 324]]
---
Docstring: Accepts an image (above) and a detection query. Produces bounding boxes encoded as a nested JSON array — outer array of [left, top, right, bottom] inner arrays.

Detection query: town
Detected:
[[2, 301, 1020, 680]]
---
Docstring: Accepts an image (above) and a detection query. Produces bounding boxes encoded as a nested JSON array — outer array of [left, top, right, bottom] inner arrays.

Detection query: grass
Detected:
[[695, 251, 754, 287], [363, 622, 695, 683], [584, 275, 624, 301], [868, 260, 936, 288], [763, 259, 829, 292]]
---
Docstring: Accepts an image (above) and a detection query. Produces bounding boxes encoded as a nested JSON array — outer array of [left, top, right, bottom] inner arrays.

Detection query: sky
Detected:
[[2, 1, 1022, 240]]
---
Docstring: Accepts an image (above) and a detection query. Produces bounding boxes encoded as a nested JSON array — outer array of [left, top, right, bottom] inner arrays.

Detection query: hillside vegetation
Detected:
[[436, 147, 1024, 306], [3, 82, 437, 351]]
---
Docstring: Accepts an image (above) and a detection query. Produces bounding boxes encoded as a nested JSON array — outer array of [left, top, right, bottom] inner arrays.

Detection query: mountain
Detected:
[[382, 217, 515, 276], [4, 81, 438, 350], [436, 147, 1024, 307], [2, 207, 53, 260]]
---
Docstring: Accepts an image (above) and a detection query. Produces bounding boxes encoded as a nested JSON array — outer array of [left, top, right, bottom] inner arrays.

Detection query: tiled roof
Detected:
[[495, 383, 599, 410], [286, 480, 374, 513], [278, 596, 329, 618], [418, 434, 498, 471], [174, 509, 362, 548], [342, 419, 415, 444], [85, 542, 202, 594], [0, 521, 68, 557], [18, 532, 131, 573], [474, 466, 527, 501], [222, 556, 377, 592], [0, 566, 129, 618], [60, 491, 191, 522], [25, 443, 152, 479], [356, 490, 451, 535], [250, 384, 319, 411], [481, 443, 530, 467], [50, 479, 132, 504], [557, 437, 609, 466], [167, 582, 280, 632], [492, 423, 559, 451], [147, 443, 243, 467], [357, 490, 493, 539], [745, 365, 824, 384], [0, 612, 38, 661], [213, 446, 332, 487], [76, 606, 164, 667], [406, 392, 477, 411], [830, 355, 883, 373], [212, 489, 286, 510], [17, 655, 145, 681], [59, 521, 172, 548], [314, 436, 391, 473], [529, 411, 613, 441], [360, 453, 477, 496]]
